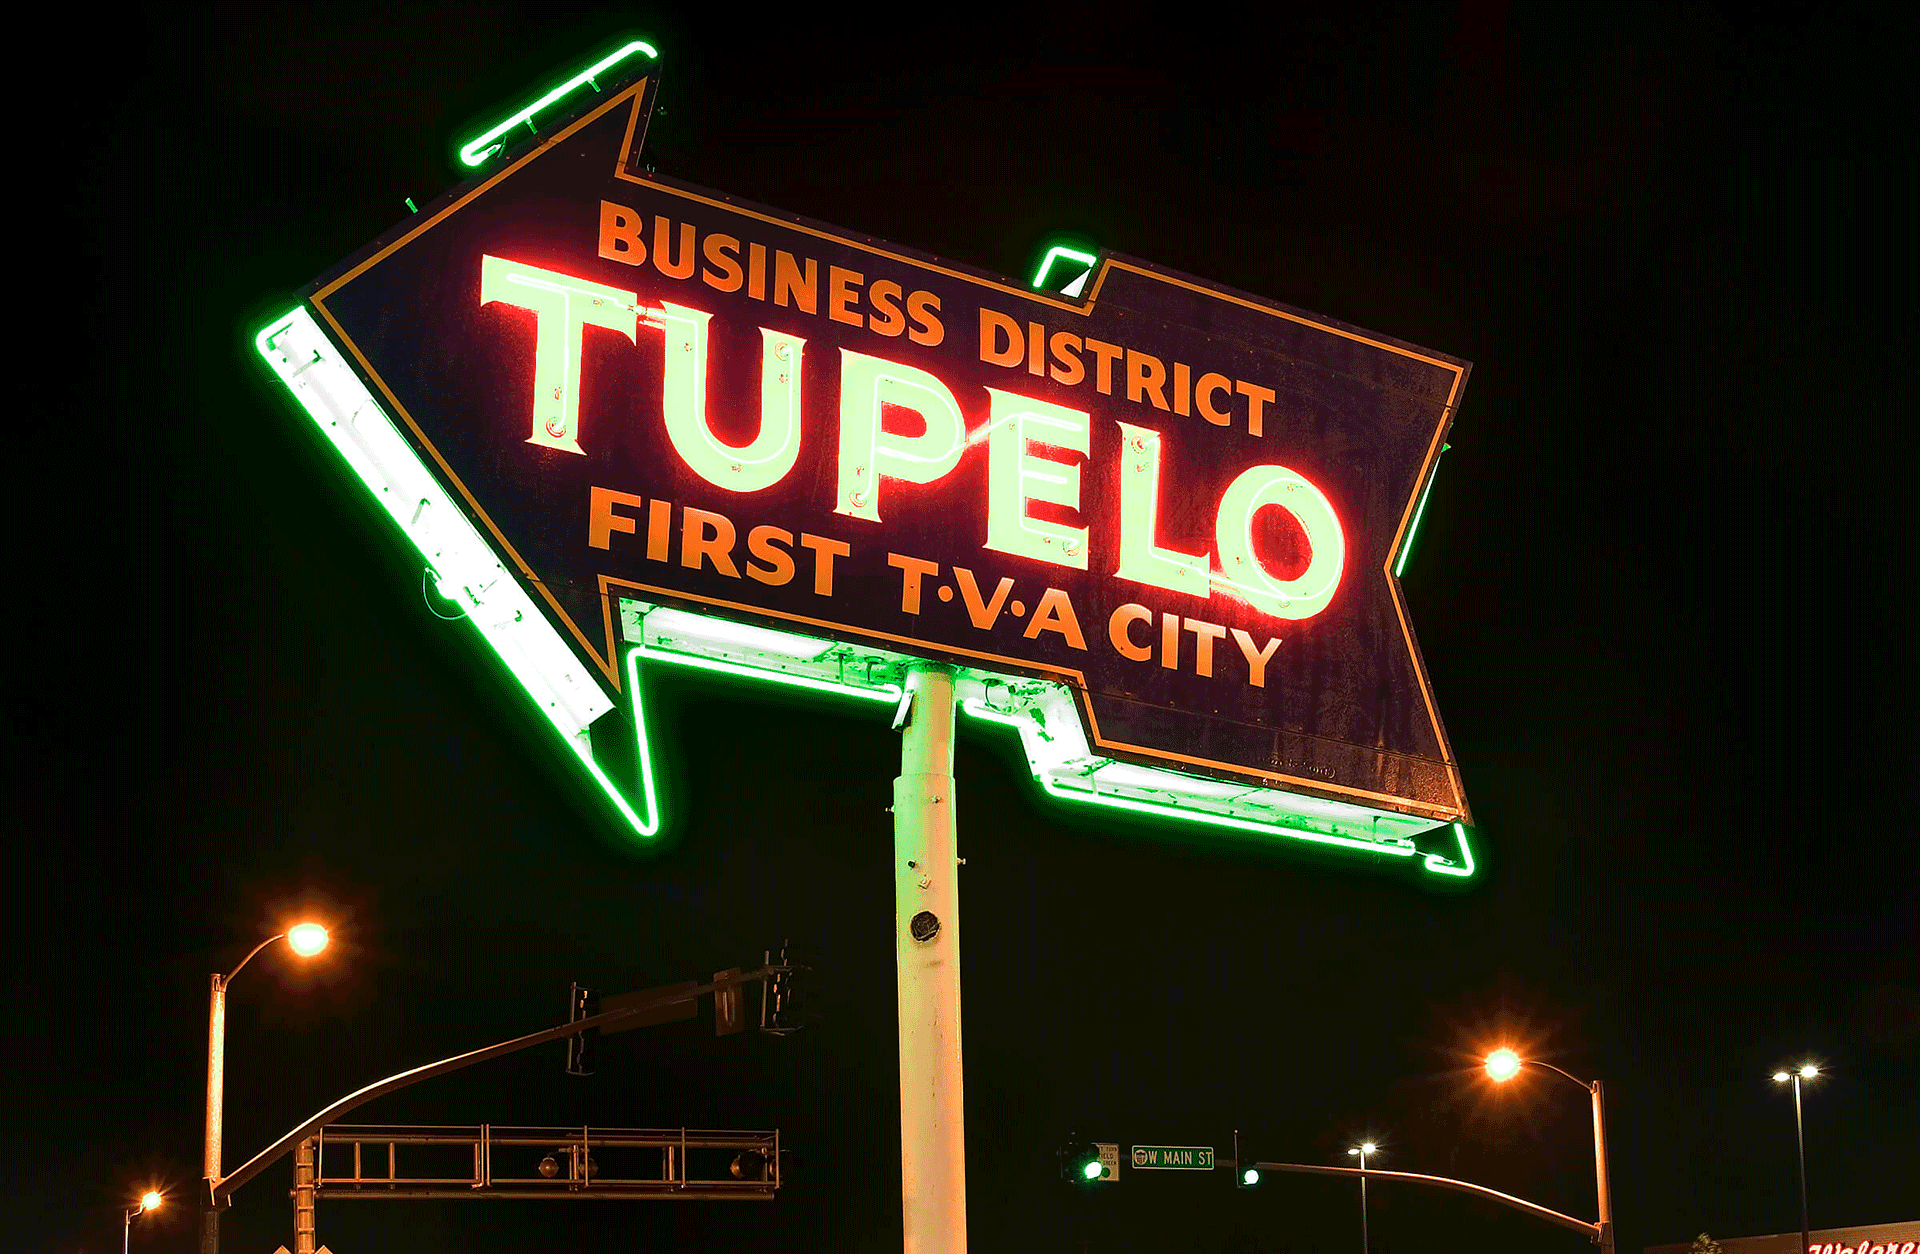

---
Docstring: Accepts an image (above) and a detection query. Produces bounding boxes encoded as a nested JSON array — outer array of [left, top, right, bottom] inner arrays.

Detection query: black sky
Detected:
[[12, 3, 1915, 1252]]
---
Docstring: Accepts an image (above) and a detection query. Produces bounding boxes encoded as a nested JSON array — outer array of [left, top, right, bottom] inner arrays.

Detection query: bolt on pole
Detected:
[[894, 664, 966, 1254]]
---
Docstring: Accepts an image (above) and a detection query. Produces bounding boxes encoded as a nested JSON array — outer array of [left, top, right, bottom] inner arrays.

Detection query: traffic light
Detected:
[[760, 941, 809, 1035], [1057, 1138, 1101, 1183], [1234, 1130, 1260, 1188], [565, 982, 599, 1075]]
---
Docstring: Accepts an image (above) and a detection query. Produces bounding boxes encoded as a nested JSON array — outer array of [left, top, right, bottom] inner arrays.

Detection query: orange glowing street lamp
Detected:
[[202, 922, 330, 1254], [124, 1188, 162, 1253], [1485, 1049, 1615, 1254]]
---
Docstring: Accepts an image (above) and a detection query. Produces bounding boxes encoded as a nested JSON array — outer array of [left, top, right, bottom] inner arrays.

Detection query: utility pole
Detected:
[[894, 664, 966, 1253], [202, 972, 227, 1254], [1792, 1072, 1810, 1254], [1591, 1080, 1615, 1254]]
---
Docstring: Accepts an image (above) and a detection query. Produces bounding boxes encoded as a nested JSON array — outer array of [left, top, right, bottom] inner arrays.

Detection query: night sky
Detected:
[[15, 4, 1915, 1252]]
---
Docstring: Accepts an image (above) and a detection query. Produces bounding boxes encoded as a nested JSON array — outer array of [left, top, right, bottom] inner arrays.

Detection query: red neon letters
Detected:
[[483, 255, 1347, 623]]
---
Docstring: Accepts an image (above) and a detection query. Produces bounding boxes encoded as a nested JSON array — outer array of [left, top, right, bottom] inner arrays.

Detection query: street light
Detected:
[[124, 1189, 162, 1254], [1346, 1142, 1379, 1253], [1772, 1063, 1819, 1254], [202, 923, 330, 1254], [1485, 1050, 1614, 1254]]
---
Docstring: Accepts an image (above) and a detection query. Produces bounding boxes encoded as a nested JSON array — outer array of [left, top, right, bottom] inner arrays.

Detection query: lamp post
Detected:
[[1485, 1049, 1614, 1254], [1346, 1142, 1378, 1253], [202, 922, 329, 1254], [125, 1190, 162, 1254], [1771, 1064, 1818, 1253]]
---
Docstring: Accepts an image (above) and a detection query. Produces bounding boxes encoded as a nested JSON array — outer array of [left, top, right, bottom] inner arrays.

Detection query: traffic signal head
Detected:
[[565, 982, 600, 1075], [1239, 1165, 1262, 1188], [761, 941, 810, 1035], [1058, 1139, 1101, 1183]]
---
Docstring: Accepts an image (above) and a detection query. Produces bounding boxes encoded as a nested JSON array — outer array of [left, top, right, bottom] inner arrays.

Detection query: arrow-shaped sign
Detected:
[[256, 54, 1475, 877]]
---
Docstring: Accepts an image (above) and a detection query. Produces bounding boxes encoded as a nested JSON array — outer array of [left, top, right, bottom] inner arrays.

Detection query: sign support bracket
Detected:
[[894, 663, 967, 1252]]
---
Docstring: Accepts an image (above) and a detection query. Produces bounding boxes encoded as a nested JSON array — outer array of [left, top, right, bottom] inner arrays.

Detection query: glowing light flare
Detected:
[[458, 40, 658, 167], [286, 923, 330, 957], [835, 350, 967, 522], [1772, 1071, 1791, 1082], [1242, 1167, 1261, 1185], [1799, 1064, 1818, 1078], [1082, 1160, 1103, 1180], [654, 302, 804, 492], [139, 1190, 163, 1212], [983, 388, 1090, 570], [480, 255, 638, 455], [1485, 1048, 1522, 1082]]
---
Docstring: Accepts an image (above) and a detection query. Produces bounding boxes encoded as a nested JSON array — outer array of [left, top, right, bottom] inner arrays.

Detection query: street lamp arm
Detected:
[[222, 934, 287, 985], [1253, 1161, 1601, 1240], [1528, 1059, 1596, 1091], [213, 964, 777, 1204]]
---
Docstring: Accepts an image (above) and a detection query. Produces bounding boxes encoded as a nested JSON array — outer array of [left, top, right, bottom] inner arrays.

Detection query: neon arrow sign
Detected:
[[255, 53, 1475, 877]]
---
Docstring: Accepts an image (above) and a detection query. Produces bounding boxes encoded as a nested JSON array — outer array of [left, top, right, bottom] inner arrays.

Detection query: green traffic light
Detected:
[[1082, 1159, 1103, 1180], [1242, 1167, 1261, 1186]]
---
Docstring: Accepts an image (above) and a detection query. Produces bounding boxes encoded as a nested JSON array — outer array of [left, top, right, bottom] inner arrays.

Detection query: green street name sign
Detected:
[[1130, 1145, 1214, 1170]]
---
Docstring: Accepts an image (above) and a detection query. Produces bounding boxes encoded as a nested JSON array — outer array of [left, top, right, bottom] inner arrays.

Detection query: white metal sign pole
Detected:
[[894, 663, 967, 1253]]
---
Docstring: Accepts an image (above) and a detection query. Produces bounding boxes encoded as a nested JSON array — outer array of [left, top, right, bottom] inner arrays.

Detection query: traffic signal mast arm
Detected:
[[1248, 1161, 1601, 1241], [212, 962, 784, 1206]]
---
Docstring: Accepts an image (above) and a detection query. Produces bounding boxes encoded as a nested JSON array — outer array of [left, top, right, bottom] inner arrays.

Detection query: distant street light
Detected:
[[1346, 1142, 1379, 1253], [1772, 1063, 1820, 1254], [202, 923, 330, 1254], [124, 1189, 162, 1254], [1484, 1050, 1615, 1254]]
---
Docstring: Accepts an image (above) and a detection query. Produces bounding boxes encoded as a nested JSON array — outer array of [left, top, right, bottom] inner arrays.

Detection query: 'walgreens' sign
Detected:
[[1647, 1223, 1920, 1254]]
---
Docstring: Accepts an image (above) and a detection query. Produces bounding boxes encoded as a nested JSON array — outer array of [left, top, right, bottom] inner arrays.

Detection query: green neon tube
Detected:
[[1031, 245, 1098, 294], [254, 307, 653, 840], [458, 40, 658, 168], [1393, 446, 1446, 578], [1422, 823, 1476, 878], [958, 697, 1473, 878]]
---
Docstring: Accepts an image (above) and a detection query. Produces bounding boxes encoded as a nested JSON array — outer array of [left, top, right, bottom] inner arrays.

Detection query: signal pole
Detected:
[[895, 664, 967, 1253]]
